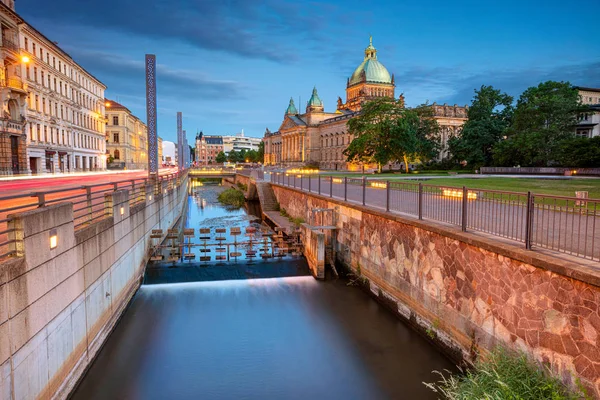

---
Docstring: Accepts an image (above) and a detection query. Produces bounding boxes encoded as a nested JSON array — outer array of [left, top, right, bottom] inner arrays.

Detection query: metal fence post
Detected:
[[386, 181, 390, 212], [318, 176, 321, 195], [37, 192, 46, 207], [294, 174, 296, 188], [344, 177, 347, 201], [329, 177, 333, 198], [86, 186, 93, 223], [418, 183, 423, 220], [301, 174, 303, 190], [308, 175, 311, 192], [362, 177, 366, 205], [131, 180, 136, 204], [461, 186, 468, 232], [525, 191, 533, 249]]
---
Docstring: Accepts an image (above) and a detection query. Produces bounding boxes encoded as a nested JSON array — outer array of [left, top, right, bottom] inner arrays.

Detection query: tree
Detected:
[[344, 97, 440, 172], [555, 136, 600, 167], [245, 149, 258, 163], [448, 85, 513, 168], [216, 151, 227, 164], [257, 141, 265, 163], [227, 150, 241, 163], [493, 81, 586, 167]]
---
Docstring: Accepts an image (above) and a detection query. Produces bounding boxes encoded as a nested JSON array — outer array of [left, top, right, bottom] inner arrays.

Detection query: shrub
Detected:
[[236, 182, 248, 191], [425, 347, 587, 400], [217, 188, 245, 208]]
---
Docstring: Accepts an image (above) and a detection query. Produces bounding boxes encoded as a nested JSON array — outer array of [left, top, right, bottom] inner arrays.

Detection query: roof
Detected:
[[285, 98, 298, 115], [348, 38, 393, 87], [104, 99, 131, 113], [288, 115, 307, 126], [577, 86, 600, 93], [0, 2, 106, 88], [204, 136, 223, 145]]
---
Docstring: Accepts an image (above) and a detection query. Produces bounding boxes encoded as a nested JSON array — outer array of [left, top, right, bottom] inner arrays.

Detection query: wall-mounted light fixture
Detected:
[[164, 189, 167, 194], [49, 228, 58, 249], [148, 195, 152, 201], [120, 206, 125, 215]]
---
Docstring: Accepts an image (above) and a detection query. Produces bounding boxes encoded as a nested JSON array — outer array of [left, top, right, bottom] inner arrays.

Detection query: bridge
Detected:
[[2, 169, 600, 399]]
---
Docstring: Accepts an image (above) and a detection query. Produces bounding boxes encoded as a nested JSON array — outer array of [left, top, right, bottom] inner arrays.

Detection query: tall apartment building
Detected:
[[105, 99, 148, 170], [576, 87, 600, 138], [0, 0, 107, 175], [195, 132, 224, 164]]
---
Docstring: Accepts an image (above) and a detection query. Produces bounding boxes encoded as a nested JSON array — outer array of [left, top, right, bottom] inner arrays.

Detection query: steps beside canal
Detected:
[[256, 182, 278, 212]]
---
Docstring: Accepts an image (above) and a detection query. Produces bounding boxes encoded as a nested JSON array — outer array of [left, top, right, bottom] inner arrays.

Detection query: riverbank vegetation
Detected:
[[425, 347, 588, 399], [217, 188, 245, 208]]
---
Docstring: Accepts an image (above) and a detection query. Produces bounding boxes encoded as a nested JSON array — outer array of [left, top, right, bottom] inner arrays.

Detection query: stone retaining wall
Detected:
[[0, 178, 188, 400], [272, 184, 600, 397]]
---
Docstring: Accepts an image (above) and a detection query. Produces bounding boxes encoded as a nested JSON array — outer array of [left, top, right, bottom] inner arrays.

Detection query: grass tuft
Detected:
[[217, 188, 245, 208], [424, 347, 588, 400]]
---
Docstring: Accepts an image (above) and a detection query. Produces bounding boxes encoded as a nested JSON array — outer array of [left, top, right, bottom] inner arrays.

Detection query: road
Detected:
[[0, 168, 179, 257], [269, 173, 600, 262], [0, 168, 178, 196]]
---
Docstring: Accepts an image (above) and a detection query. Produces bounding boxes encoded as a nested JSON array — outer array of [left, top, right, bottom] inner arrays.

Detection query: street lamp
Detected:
[[21, 55, 30, 64]]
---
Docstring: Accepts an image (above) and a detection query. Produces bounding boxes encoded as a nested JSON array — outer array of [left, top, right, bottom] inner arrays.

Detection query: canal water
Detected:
[[71, 181, 453, 400]]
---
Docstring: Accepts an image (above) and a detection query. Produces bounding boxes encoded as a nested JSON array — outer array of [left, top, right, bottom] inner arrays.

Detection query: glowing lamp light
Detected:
[[49, 229, 58, 249], [164, 189, 167, 194], [105, 102, 111, 107], [442, 189, 477, 200], [148, 195, 152, 201], [332, 178, 343, 184], [120, 206, 125, 215], [21, 55, 30, 63], [370, 181, 387, 189]]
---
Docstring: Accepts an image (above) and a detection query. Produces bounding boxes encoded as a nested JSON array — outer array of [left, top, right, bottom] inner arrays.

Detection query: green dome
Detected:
[[348, 37, 392, 86], [285, 97, 298, 114], [308, 87, 323, 107]]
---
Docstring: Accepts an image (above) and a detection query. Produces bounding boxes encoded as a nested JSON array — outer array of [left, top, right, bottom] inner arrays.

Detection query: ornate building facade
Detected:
[[105, 99, 148, 170], [195, 132, 223, 164], [0, 0, 107, 175], [263, 38, 467, 170]]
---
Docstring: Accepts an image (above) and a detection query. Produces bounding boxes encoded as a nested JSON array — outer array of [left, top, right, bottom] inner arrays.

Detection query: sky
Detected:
[[16, 0, 600, 143]]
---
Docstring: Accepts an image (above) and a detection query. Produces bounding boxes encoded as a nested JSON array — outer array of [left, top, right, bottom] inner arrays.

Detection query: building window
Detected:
[[113, 116, 119, 125], [32, 43, 36, 55], [113, 132, 119, 143], [39, 47, 42, 58], [36, 124, 40, 141], [114, 149, 120, 160], [24, 37, 28, 50], [26, 65, 30, 80]]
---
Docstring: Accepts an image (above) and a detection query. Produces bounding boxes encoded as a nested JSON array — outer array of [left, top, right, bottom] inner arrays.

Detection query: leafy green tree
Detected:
[[493, 81, 586, 167], [555, 136, 600, 167], [227, 150, 241, 163], [344, 97, 440, 172], [245, 149, 259, 163], [448, 85, 513, 168], [215, 151, 227, 164], [257, 141, 265, 163]]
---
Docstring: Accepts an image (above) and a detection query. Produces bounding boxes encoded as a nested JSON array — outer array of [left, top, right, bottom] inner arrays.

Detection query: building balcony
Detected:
[[0, 77, 25, 91], [1, 37, 18, 53], [0, 119, 24, 135]]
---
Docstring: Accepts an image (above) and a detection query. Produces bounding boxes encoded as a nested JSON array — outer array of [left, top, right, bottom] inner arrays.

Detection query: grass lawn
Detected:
[[394, 177, 600, 199]]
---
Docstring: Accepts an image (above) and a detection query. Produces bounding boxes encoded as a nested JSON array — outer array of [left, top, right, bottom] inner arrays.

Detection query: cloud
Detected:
[[396, 60, 600, 106], [63, 49, 243, 100], [18, 0, 344, 62]]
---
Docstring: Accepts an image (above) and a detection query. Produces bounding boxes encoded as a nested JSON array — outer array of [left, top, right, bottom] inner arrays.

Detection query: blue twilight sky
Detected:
[[17, 0, 600, 143]]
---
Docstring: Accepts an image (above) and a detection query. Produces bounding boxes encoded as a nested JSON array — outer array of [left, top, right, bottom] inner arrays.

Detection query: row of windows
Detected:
[[28, 123, 102, 150], [23, 35, 102, 97], [26, 65, 100, 112], [27, 93, 103, 133]]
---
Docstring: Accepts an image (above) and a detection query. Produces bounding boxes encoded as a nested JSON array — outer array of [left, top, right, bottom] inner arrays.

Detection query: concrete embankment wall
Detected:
[[272, 184, 600, 397], [0, 178, 188, 400]]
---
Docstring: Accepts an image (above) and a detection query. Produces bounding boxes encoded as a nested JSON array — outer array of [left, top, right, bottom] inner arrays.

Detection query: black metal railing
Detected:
[[0, 171, 186, 259], [268, 173, 600, 262]]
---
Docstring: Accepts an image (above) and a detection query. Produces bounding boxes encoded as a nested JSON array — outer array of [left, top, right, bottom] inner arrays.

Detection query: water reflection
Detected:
[[71, 277, 453, 400]]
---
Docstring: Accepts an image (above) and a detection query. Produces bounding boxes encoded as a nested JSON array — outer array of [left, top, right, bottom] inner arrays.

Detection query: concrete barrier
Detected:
[[0, 177, 188, 400]]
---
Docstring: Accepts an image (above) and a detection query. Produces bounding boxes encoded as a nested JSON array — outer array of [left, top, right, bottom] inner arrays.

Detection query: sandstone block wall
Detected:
[[0, 178, 187, 400], [272, 184, 600, 397]]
